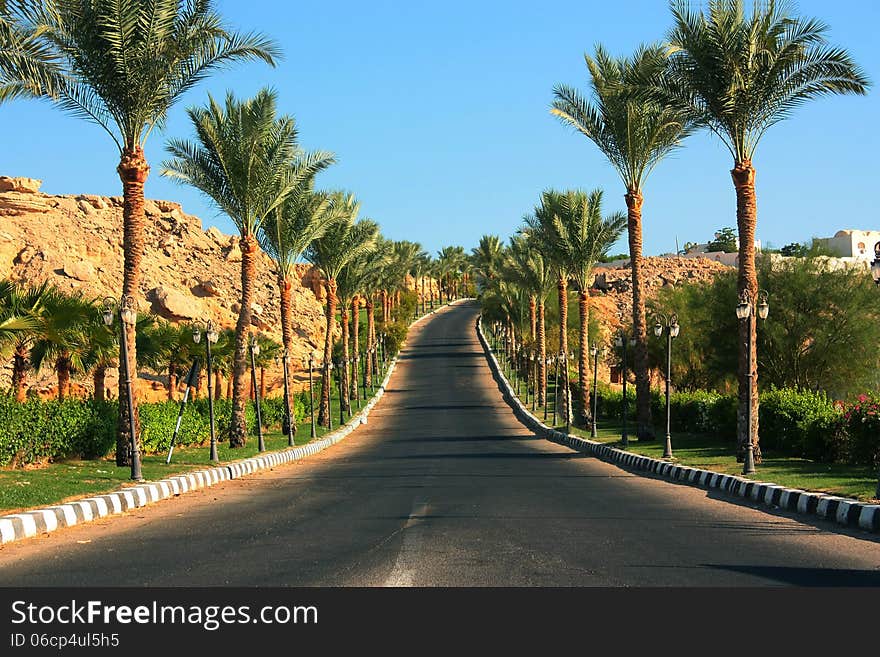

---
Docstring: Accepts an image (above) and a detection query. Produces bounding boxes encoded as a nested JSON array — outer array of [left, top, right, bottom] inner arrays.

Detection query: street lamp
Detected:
[[590, 345, 601, 438], [653, 313, 680, 459], [736, 289, 769, 475], [274, 348, 295, 447], [614, 332, 637, 449], [192, 319, 220, 461], [248, 333, 264, 452], [102, 295, 142, 481], [303, 349, 319, 439]]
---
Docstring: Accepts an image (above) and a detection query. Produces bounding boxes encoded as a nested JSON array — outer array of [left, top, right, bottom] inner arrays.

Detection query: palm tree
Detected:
[[525, 190, 572, 416], [163, 89, 324, 447], [657, 0, 869, 460], [6, 0, 278, 464], [305, 198, 379, 426], [253, 334, 280, 401], [552, 44, 692, 440], [471, 234, 505, 294], [259, 178, 337, 435], [335, 249, 376, 412], [0, 279, 51, 401], [137, 318, 194, 401], [30, 289, 94, 400], [505, 235, 554, 405], [82, 308, 117, 402], [545, 190, 626, 423], [359, 238, 393, 387]]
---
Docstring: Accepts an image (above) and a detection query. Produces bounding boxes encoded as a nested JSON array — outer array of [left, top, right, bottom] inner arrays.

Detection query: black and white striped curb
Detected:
[[475, 315, 880, 535], [0, 301, 473, 547]]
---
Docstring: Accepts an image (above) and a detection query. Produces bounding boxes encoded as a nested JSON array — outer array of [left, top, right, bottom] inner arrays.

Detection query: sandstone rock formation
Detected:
[[0, 177, 329, 400]]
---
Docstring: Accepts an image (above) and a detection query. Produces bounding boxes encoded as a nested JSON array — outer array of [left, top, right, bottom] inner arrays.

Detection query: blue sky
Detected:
[[0, 0, 877, 257]]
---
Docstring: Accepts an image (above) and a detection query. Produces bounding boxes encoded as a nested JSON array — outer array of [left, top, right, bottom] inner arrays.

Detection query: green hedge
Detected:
[[0, 390, 313, 468], [592, 384, 856, 464]]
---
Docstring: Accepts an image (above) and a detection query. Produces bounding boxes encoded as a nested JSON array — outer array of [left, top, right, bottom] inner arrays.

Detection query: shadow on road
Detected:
[[703, 564, 880, 586]]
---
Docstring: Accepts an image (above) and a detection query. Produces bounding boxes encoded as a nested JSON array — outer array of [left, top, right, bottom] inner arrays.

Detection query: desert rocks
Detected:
[[0, 176, 41, 194]]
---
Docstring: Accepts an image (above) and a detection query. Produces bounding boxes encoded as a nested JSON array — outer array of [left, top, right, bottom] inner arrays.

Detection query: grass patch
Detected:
[[0, 387, 384, 515]]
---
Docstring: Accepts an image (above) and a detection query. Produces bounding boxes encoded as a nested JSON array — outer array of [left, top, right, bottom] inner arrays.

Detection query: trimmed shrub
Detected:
[[843, 394, 880, 467]]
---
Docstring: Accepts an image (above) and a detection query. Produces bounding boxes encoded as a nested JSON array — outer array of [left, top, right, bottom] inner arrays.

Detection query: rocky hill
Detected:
[[0, 176, 328, 400]]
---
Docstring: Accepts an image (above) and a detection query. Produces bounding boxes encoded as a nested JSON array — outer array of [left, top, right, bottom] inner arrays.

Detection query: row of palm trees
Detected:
[[541, 0, 868, 460], [0, 2, 457, 464], [0, 279, 283, 403], [476, 189, 625, 425]]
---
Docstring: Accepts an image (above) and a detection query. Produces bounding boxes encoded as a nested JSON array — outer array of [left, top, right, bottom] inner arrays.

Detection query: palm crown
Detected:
[[4, 0, 279, 150], [552, 43, 692, 191], [661, 0, 869, 163]]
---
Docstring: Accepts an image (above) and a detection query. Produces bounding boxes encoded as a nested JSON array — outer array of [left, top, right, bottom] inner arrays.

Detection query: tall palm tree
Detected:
[[163, 89, 323, 447], [545, 190, 626, 423], [552, 44, 692, 440], [305, 199, 378, 426], [0, 279, 51, 401], [657, 0, 869, 460], [6, 0, 278, 464], [359, 238, 393, 387], [259, 177, 337, 434], [505, 235, 554, 405]]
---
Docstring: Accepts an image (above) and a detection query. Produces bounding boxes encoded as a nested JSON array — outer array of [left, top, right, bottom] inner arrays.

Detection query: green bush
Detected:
[[0, 397, 116, 467], [139, 401, 209, 453], [758, 387, 844, 460]]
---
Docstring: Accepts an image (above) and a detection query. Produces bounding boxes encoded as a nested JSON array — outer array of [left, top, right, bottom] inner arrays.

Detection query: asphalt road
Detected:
[[1, 302, 878, 586]]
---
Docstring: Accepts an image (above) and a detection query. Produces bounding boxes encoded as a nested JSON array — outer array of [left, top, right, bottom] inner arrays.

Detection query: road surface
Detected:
[[1, 302, 878, 586]]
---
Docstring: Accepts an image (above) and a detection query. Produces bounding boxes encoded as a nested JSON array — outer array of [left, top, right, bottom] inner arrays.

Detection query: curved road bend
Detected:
[[0, 302, 878, 586]]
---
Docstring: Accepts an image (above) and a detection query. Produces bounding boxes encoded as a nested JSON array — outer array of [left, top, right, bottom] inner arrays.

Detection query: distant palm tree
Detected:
[[0, 279, 51, 401], [552, 44, 692, 440], [137, 318, 194, 401], [259, 177, 337, 433], [545, 190, 626, 423], [5, 0, 278, 464], [359, 237, 393, 387], [505, 235, 554, 405], [30, 289, 94, 400], [657, 0, 869, 460], [471, 235, 505, 294], [525, 190, 572, 414], [163, 89, 324, 447], [305, 198, 379, 426]]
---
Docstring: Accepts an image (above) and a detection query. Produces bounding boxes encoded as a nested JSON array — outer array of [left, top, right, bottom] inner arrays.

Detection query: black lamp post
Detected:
[[192, 319, 220, 461], [590, 345, 601, 438], [248, 333, 264, 452], [530, 350, 537, 413], [102, 295, 142, 481], [304, 349, 319, 438], [653, 313, 680, 459], [736, 289, 769, 475], [614, 331, 637, 449], [275, 349, 294, 447]]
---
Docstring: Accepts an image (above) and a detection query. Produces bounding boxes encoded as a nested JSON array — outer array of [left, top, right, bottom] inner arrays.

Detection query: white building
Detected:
[[815, 230, 880, 261]]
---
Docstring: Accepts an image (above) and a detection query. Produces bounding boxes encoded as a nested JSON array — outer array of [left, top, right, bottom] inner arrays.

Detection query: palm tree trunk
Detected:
[[226, 375, 232, 400], [366, 294, 376, 387], [167, 362, 176, 401], [557, 274, 569, 419], [341, 304, 350, 413], [318, 278, 337, 426], [732, 161, 760, 463], [12, 342, 28, 402], [214, 371, 222, 401], [115, 146, 148, 466], [93, 365, 107, 402], [351, 296, 360, 399], [578, 290, 590, 424], [278, 274, 296, 434], [230, 234, 258, 447], [56, 353, 71, 400], [529, 295, 537, 342], [538, 300, 547, 406], [381, 290, 388, 323], [626, 190, 655, 441]]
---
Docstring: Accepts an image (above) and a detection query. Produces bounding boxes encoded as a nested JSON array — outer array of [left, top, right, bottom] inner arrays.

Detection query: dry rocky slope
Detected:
[[0, 176, 328, 400]]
